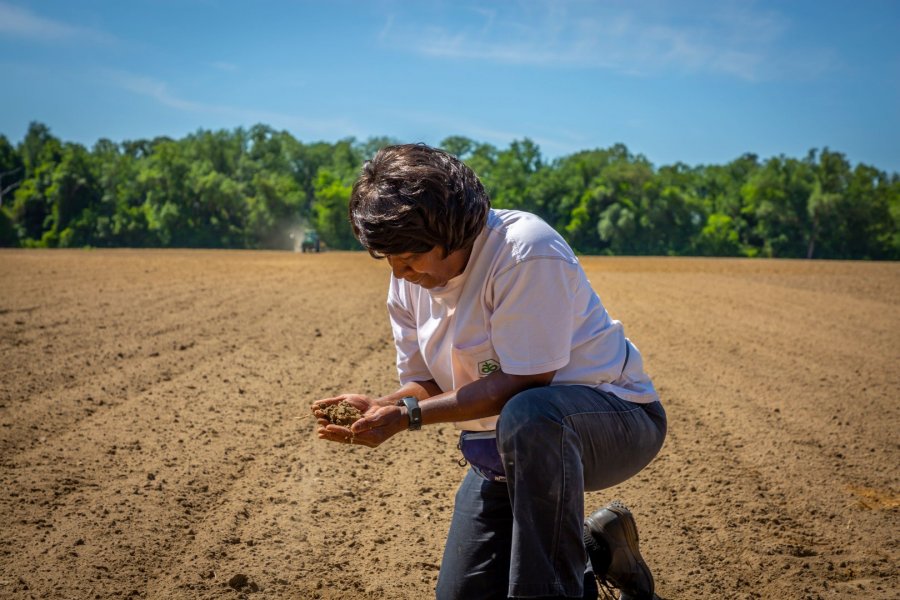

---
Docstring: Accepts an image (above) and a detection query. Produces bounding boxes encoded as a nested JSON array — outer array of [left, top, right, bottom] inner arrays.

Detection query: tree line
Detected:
[[1, 122, 897, 259]]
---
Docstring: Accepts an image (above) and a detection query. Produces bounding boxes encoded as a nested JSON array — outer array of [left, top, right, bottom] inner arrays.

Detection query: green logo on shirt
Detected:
[[478, 359, 501, 376]]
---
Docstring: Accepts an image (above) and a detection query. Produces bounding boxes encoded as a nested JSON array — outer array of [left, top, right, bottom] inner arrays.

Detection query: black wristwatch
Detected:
[[397, 396, 422, 431]]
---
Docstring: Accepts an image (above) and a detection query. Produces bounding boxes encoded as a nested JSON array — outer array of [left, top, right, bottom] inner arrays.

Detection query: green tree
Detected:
[[462, 142, 499, 193], [0, 135, 24, 245], [89, 138, 148, 247], [1, 123, 897, 258], [741, 156, 813, 257], [829, 163, 895, 259], [47, 144, 100, 247], [9, 124, 64, 245], [0, 208, 16, 246], [0, 135, 25, 209], [649, 164, 705, 255], [355, 136, 402, 161], [246, 171, 305, 249], [9, 177, 51, 243], [490, 139, 543, 212], [313, 169, 357, 249], [693, 154, 760, 254], [597, 202, 638, 254], [20, 121, 60, 177], [592, 157, 654, 254], [535, 148, 619, 234], [137, 140, 192, 246], [695, 213, 741, 256], [440, 136, 477, 159], [187, 163, 247, 247], [889, 176, 900, 259]]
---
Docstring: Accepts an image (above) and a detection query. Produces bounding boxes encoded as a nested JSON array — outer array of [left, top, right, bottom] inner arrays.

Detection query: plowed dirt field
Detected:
[[1, 250, 897, 599]]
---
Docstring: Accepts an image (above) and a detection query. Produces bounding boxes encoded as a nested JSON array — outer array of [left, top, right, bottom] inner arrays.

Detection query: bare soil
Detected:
[[0, 249, 897, 599], [317, 402, 363, 428]]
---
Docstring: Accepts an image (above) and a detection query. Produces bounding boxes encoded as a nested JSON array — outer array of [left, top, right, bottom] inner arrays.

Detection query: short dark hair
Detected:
[[349, 144, 490, 258]]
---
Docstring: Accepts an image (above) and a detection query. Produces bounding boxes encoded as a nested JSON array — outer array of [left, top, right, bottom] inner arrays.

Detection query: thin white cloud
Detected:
[[112, 72, 206, 112], [0, 1, 115, 44], [106, 70, 362, 138], [377, 14, 395, 42], [211, 61, 239, 73], [382, 0, 837, 82]]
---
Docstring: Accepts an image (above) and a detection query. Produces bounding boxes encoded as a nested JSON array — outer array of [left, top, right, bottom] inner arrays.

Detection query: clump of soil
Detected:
[[227, 573, 259, 592], [318, 401, 362, 427]]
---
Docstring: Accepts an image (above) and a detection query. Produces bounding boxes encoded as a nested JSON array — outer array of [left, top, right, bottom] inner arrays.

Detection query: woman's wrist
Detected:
[[375, 394, 401, 408], [377, 381, 435, 408], [395, 404, 410, 429]]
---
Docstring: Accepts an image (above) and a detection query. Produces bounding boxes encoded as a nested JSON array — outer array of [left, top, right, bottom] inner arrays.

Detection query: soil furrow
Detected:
[[2, 251, 897, 600]]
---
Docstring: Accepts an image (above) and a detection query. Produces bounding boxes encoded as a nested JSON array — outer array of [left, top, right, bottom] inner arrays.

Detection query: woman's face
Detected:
[[386, 246, 471, 289]]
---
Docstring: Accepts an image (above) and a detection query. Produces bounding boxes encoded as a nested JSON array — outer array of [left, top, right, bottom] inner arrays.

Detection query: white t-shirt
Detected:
[[386, 209, 658, 431]]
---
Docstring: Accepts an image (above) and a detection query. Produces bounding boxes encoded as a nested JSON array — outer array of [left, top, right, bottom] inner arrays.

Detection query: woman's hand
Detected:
[[345, 405, 408, 447], [311, 393, 404, 448], [311, 393, 377, 423]]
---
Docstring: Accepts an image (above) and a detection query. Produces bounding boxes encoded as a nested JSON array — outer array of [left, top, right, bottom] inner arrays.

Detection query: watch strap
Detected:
[[397, 396, 422, 431]]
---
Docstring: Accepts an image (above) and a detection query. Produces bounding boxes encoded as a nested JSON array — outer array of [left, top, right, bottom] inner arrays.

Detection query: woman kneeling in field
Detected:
[[313, 144, 666, 600]]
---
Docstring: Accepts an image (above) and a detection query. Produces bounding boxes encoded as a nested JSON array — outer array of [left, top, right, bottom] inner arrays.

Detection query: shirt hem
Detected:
[[500, 355, 570, 376], [398, 373, 435, 386]]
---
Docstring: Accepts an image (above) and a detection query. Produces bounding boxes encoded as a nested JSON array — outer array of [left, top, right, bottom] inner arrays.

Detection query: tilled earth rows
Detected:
[[1, 250, 897, 599]]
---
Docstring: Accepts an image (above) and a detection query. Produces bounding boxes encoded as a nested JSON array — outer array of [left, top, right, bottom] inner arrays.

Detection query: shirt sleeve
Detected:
[[386, 283, 432, 385], [488, 257, 577, 375]]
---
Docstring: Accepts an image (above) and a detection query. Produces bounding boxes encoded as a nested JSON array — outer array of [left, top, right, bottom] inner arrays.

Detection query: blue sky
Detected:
[[1, 0, 898, 173]]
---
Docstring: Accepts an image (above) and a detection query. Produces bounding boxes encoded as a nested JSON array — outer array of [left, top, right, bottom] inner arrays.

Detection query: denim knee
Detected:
[[496, 388, 560, 454]]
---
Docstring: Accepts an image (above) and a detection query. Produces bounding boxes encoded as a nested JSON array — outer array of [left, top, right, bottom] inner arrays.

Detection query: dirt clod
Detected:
[[318, 401, 362, 427]]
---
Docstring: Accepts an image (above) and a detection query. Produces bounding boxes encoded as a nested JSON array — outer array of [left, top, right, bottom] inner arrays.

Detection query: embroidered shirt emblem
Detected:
[[478, 359, 501, 377]]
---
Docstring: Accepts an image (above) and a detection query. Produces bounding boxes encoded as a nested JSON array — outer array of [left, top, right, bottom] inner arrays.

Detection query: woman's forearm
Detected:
[[419, 370, 555, 426], [376, 379, 442, 407]]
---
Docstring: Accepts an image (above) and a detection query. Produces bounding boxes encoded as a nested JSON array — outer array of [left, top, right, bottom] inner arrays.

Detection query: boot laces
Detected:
[[596, 576, 619, 600]]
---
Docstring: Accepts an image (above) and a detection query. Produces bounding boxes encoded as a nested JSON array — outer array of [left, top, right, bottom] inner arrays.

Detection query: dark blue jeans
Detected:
[[435, 386, 667, 599]]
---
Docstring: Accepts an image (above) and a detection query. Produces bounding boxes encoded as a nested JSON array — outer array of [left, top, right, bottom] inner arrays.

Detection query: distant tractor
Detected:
[[301, 231, 321, 253]]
